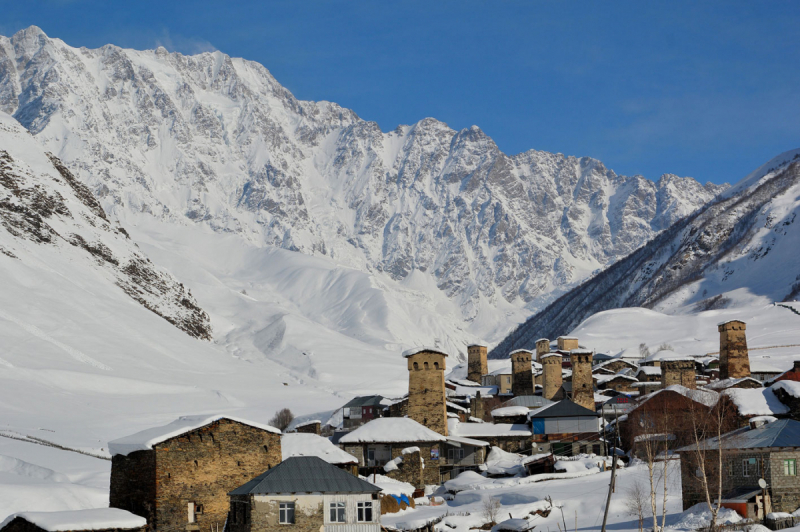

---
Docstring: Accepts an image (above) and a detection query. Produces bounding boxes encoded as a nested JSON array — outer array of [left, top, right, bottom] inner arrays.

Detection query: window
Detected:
[[728, 460, 735, 476], [434, 362, 439, 370], [424, 362, 429, 369], [413, 362, 419, 370], [357, 501, 373, 522], [742, 457, 759, 477], [448, 448, 464, 461], [785, 459, 797, 476], [367, 448, 376, 463], [329, 502, 346, 523], [279, 502, 295, 524], [506, 376, 511, 384]]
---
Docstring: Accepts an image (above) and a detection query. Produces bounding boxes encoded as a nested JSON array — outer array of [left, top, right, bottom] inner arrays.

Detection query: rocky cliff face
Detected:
[[0, 111, 211, 339], [0, 26, 726, 326], [491, 149, 800, 357]]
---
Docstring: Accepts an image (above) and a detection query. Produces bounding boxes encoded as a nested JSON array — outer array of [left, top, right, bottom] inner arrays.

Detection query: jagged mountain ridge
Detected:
[[491, 149, 800, 357], [0, 111, 211, 339], [0, 26, 726, 327]]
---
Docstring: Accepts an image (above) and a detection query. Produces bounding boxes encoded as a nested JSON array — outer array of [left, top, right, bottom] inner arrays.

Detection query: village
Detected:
[[1, 320, 799, 532]]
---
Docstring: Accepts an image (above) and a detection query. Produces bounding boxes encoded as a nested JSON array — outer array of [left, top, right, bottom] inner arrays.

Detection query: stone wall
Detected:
[[535, 339, 550, 362], [599, 361, 634, 374], [111, 418, 282, 532], [773, 387, 800, 420], [557, 337, 579, 351], [661, 360, 696, 389], [570, 352, 594, 410], [601, 377, 636, 393], [511, 350, 534, 397], [770, 450, 800, 513], [542, 354, 563, 400], [719, 320, 751, 379], [295, 422, 321, 435], [407, 351, 448, 436], [385, 447, 425, 487], [250, 494, 324, 532], [467, 345, 488, 383]]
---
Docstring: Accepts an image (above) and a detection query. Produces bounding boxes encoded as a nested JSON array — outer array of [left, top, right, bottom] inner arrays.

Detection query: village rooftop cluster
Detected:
[[2, 320, 800, 532]]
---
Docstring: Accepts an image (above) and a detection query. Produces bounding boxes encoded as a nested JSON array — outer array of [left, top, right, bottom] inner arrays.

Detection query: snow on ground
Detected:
[[0, 509, 146, 531]]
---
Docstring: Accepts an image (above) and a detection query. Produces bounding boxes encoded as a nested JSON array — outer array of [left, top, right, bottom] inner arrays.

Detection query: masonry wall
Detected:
[[250, 494, 324, 532], [407, 352, 448, 436], [770, 450, 800, 513], [295, 422, 321, 435], [719, 321, 751, 379], [542, 355, 563, 401], [661, 360, 696, 389], [570, 352, 594, 410], [773, 387, 800, 421], [153, 419, 281, 532], [535, 339, 550, 363], [110, 449, 157, 524], [467, 345, 488, 383], [557, 337, 579, 351], [511, 351, 534, 397]]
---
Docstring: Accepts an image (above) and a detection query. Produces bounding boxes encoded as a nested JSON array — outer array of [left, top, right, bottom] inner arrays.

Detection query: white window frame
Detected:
[[329, 501, 346, 523], [279, 502, 295, 524], [742, 457, 759, 477], [357, 501, 373, 522]]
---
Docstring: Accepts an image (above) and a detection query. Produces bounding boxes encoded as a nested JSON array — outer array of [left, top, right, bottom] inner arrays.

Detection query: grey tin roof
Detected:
[[342, 395, 385, 408], [500, 396, 555, 409], [676, 419, 800, 452], [230, 456, 381, 495], [530, 399, 599, 419]]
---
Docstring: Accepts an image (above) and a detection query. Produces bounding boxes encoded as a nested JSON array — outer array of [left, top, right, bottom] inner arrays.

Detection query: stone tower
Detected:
[[510, 349, 534, 396], [405, 348, 449, 436], [570, 349, 594, 410], [661, 358, 696, 389], [718, 320, 750, 380], [557, 336, 579, 352], [535, 338, 550, 362], [467, 344, 488, 383], [542, 353, 563, 400]]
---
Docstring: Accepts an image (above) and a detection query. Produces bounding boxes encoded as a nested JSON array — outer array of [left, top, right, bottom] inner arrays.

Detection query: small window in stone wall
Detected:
[[413, 362, 419, 370], [199, 434, 203, 442], [424, 362, 429, 369], [263, 445, 269, 453], [194, 460, 199, 468], [785, 459, 797, 476], [279, 502, 295, 524]]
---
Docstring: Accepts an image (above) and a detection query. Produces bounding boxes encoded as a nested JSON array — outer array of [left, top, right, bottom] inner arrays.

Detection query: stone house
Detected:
[[108, 415, 282, 532], [592, 359, 638, 375], [596, 374, 638, 393], [447, 418, 531, 454], [676, 418, 800, 514], [0, 509, 146, 532], [228, 456, 382, 532], [482, 368, 513, 395], [635, 366, 661, 382], [338, 417, 448, 487], [293, 420, 322, 435]]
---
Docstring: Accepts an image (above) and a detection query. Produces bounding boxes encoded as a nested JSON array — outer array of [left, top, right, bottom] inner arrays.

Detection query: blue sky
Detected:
[[2, 1, 799, 184]]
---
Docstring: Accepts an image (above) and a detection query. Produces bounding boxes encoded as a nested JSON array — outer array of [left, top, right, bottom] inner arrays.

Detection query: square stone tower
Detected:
[[510, 349, 534, 396], [569, 349, 594, 410], [467, 344, 488, 383], [404, 348, 449, 436], [660, 358, 696, 389], [718, 320, 750, 379], [557, 336, 579, 352], [542, 353, 563, 400], [535, 338, 550, 362]]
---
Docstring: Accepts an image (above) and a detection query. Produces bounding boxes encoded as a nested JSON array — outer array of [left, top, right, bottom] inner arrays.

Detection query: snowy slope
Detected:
[[493, 151, 800, 356], [0, 26, 725, 336]]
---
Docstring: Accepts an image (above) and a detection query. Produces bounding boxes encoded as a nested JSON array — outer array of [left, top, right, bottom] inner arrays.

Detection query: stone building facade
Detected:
[[341, 441, 441, 487], [294, 421, 321, 435], [542, 353, 563, 401], [535, 338, 550, 362], [719, 320, 751, 379], [557, 337, 579, 352], [467, 345, 488, 383], [510, 350, 534, 397], [570, 350, 594, 410], [109, 417, 282, 532], [661, 359, 696, 389], [405, 348, 448, 436]]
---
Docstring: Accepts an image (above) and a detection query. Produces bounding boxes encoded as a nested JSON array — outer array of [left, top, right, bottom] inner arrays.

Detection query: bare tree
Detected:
[[630, 399, 672, 532], [482, 497, 501, 526], [639, 343, 650, 359], [269, 408, 295, 431], [624, 480, 648, 532], [656, 343, 673, 352]]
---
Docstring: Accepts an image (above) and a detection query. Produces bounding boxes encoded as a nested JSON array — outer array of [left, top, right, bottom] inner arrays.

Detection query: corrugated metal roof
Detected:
[[342, 395, 385, 408], [500, 396, 555, 408], [229, 456, 381, 495], [529, 399, 599, 419], [676, 419, 800, 452]]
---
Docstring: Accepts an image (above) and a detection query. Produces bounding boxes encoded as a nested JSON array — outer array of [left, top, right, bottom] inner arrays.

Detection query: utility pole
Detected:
[[600, 407, 619, 532]]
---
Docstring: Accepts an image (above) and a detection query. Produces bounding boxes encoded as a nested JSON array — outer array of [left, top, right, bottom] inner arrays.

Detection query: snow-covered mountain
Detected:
[[0, 111, 210, 339], [0, 26, 725, 336], [492, 149, 800, 357]]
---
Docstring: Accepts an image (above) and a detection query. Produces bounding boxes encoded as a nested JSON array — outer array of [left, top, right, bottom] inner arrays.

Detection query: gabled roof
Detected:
[[676, 419, 800, 452], [343, 395, 385, 408], [108, 415, 280, 456], [402, 346, 449, 358], [281, 433, 358, 465], [500, 396, 555, 408], [339, 417, 446, 444], [0, 510, 146, 532], [230, 456, 381, 495], [529, 399, 599, 418], [594, 359, 638, 371]]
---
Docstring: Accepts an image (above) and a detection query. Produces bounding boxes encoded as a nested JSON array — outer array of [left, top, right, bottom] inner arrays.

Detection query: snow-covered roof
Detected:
[[509, 349, 532, 356], [772, 380, 800, 398], [637, 366, 661, 375], [489, 366, 512, 376], [281, 433, 358, 465], [634, 433, 676, 443], [596, 374, 638, 384], [447, 435, 490, 447], [448, 418, 531, 438], [593, 359, 637, 371], [723, 387, 790, 416], [467, 344, 487, 348], [557, 336, 578, 340], [644, 350, 693, 363], [402, 346, 449, 358], [750, 360, 784, 373], [339, 417, 446, 443], [0, 509, 147, 532], [541, 353, 562, 360], [642, 385, 720, 407], [717, 319, 746, 327], [704, 377, 762, 390], [493, 518, 535, 532], [108, 414, 280, 456], [490, 406, 529, 418], [446, 401, 469, 412], [570, 348, 593, 355], [293, 419, 321, 429]]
